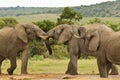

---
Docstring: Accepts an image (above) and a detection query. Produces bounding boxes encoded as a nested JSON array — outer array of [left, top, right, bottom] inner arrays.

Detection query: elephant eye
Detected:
[[60, 29, 64, 34]]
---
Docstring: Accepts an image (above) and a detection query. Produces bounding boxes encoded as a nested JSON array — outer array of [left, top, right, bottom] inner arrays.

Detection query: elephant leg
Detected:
[[7, 56, 17, 75], [110, 64, 119, 75], [66, 55, 78, 75], [0, 56, 5, 74], [97, 58, 108, 78], [21, 46, 28, 74], [106, 61, 112, 75], [65, 44, 79, 75]]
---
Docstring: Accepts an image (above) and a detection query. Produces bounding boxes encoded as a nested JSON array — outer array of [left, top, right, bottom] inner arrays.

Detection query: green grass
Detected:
[[80, 17, 120, 25], [2, 58, 120, 75], [0, 59, 101, 74], [1, 14, 59, 23]]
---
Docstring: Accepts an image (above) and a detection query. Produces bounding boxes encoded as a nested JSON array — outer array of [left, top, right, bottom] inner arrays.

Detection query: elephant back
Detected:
[[0, 27, 15, 36], [83, 23, 114, 38], [83, 23, 113, 32]]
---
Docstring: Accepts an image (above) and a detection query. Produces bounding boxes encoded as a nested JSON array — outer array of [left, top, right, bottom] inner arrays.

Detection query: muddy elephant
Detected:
[[47, 24, 118, 75], [0, 23, 52, 75], [79, 24, 120, 77]]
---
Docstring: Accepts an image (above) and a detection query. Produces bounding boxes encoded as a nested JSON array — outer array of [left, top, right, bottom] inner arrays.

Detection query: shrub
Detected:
[[33, 20, 56, 32], [88, 18, 104, 24], [29, 40, 48, 58], [107, 23, 120, 31], [30, 55, 44, 61], [0, 19, 5, 28], [49, 45, 69, 59], [1, 17, 18, 27]]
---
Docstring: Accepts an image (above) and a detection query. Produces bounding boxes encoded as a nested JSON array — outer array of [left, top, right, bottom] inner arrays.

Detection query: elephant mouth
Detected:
[[36, 35, 49, 40], [63, 40, 69, 45]]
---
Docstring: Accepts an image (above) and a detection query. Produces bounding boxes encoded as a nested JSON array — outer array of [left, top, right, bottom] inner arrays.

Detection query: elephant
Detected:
[[78, 24, 120, 77], [47, 23, 118, 76], [0, 23, 52, 75]]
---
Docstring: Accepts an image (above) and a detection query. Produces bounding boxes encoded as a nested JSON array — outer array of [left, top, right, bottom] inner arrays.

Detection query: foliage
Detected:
[[88, 18, 104, 24], [87, 18, 120, 31], [107, 23, 120, 31], [49, 45, 69, 59], [33, 20, 56, 32], [0, 17, 18, 28], [56, 19, 74, 25], [30, 55, 44, 61], [0, 19, 5, 28], [29, 40, 49, 58], [57, 7, 82, 25], [29, 39, 69, 59]]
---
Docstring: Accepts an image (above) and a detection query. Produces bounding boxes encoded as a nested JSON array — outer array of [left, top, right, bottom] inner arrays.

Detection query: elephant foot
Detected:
[[7, 68, 13, 75], [65, 70, 78, 75], [21, 71, 28, 74]]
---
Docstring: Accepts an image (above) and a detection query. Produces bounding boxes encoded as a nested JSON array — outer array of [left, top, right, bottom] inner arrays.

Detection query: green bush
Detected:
[[88, 18, 104, 24], [107, 23, 120, 31], [30, 55, 44, 61], [29, 40, 48, 57], [29, 40, 69, 59], [33, 20, 56, 32], [0, 19, 5, 28], [1, 17, 18, 27], [49, 45, 69, 59], [0, 17, 18, 29]]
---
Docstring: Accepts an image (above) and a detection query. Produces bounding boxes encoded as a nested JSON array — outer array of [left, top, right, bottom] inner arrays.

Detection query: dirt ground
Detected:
[[0, 74, 120, 80]]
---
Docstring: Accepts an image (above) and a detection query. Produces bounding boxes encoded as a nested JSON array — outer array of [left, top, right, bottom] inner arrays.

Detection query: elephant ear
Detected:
[[58, 27, 72, 44], [87, 30, 100, 51], [78, 27, 86, 38], [15, 24, 28, 43]]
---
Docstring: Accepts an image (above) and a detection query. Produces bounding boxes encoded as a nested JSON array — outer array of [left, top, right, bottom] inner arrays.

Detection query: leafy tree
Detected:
[[57, 7, 82, 25]]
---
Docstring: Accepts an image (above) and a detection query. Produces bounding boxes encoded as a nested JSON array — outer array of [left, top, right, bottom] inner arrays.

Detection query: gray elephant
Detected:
[[47, 24, 118, 75], [0, 23, 52, 75], [79, 24, 120, 77]]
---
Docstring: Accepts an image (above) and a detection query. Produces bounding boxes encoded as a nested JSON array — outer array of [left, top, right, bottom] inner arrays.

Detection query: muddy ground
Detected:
[[0, 74, 120, 80]]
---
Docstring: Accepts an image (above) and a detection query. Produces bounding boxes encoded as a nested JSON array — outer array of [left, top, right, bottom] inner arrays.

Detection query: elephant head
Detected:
[[15, 23, 52, 55], [83, 29, 100, 52], [47, 24, 80, 44]]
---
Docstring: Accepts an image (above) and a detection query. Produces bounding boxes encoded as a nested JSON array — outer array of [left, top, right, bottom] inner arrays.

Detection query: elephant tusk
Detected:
[[73, 35, 81, 38], [40, 35, 48, 40]]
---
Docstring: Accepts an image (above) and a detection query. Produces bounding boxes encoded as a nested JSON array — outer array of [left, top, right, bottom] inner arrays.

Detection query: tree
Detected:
[[57, 7, 82, 25]]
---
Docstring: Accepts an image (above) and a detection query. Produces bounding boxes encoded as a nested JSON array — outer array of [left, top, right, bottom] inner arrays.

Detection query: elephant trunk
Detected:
[[44, 39, 52, 55]]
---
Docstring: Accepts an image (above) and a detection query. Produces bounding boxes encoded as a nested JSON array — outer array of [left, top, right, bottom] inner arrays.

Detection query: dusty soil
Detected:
[[0, 74, 120, 80]]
